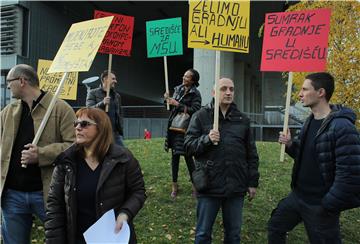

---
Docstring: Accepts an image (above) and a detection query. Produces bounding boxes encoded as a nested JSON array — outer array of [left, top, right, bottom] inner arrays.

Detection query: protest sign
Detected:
[[38, 59, 78, 100], [48, 16, 113, 73], [23, 17, 112, 167], [146, 17, 183, 58], [94, 10, 134, 56], [261, 8, 331, 72], [260, 8, 331, 161], [188, 0, 250, 53]]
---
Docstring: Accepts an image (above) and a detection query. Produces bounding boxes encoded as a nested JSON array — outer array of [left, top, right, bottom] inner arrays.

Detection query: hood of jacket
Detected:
[[173, 84, 198, 98], [328, 104, 357, 124], [54, 143, 130, 169]]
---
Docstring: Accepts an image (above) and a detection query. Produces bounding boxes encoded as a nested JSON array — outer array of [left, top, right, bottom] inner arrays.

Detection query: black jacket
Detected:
[[184, 102, 259, 197], [86, 87, 124, 135], [287, 105, 360, 212], [45, 144, 146, 244], [165, 84, 202, 154]]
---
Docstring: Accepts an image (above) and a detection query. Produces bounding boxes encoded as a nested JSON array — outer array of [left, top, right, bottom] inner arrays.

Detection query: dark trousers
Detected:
[[171, 153, 195, 182], [268, 191, 341, 244]]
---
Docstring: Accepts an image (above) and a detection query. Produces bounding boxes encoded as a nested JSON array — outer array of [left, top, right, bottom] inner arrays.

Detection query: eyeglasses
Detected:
[[73, 120, 97, 128], [6, 77, 21, 84]]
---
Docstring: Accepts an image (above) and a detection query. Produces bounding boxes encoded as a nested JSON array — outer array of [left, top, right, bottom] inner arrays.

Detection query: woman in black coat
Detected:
[[45, 108, 146, 244], [164, 68, 202, 198]]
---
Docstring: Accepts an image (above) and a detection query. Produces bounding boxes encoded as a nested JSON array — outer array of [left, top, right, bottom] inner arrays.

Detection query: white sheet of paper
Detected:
[[83, 209, 130, 244]]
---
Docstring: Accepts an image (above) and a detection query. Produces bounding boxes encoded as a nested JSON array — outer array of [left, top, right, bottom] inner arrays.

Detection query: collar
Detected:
[[21, 90, 46, 110]]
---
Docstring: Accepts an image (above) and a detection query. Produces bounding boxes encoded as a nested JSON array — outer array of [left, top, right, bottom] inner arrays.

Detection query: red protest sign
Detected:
[[261, 8, 331, 72], [94, 10, 134, 56]]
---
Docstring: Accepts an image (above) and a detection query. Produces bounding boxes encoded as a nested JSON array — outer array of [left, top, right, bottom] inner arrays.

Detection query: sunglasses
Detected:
[[73, 120, 97, 128]]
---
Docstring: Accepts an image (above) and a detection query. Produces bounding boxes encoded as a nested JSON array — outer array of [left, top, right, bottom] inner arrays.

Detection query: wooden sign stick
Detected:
[[280, 72, 293, 162], [105, 53, 113, 112], [213, 50, 221, 145], [22, 72, 69, 168], [164, 56, 170, 111]]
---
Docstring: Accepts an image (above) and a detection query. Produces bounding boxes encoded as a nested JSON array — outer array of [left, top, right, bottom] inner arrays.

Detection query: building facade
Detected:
[[1, 1, 304, 140]]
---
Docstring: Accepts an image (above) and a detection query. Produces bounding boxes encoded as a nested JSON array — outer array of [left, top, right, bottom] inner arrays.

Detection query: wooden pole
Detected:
[[164, 56, 170, 111], [105, 53, 113, 112], [280, 72, 293, 162], [213, 51, 221, 145], [22, 72, 69, 168]]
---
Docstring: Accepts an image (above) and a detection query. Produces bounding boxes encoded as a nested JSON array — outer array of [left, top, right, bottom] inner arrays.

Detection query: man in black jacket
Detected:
[[86, 70, 124, 146], [268, 72, 360, 243], [185, 78, 259, 244]]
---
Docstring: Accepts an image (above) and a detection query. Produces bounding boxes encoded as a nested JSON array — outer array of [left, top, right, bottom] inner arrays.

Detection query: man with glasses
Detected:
[[1, 64, 76, 244], [86, 70, 124, 146]]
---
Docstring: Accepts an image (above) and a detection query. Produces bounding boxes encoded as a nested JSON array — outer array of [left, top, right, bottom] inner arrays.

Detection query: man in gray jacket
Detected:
[[86, 70, 124, 146]]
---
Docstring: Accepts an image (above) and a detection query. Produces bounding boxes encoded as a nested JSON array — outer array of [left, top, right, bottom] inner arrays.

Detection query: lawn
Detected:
[[31, 138, 360, 243]]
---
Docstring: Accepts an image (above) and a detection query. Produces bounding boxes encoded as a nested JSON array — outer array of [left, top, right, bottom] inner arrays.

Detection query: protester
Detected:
[[144, 128, 151, 140], [1, 64, 76, 244], [45, 108, 146, 244], [268, 72, 360, 243], [86, 70, 125, 146], [164, 68, 202, 198], [185, 78, 259, 243]]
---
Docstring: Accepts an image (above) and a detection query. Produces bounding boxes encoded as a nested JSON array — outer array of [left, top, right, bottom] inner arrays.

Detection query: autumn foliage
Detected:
[[287, 1, 360, 127]]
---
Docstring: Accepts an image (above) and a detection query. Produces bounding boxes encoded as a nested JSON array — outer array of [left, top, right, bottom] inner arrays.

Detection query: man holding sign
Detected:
[[1, 64, 76, 244], [185, 78, 259, 244], [86, 70, 124, 146], [268, 72, 360, 243]]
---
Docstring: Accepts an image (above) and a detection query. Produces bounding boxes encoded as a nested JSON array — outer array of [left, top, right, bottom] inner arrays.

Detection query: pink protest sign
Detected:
[[94, 10, 134, 56], [261, 8, 331, 72]]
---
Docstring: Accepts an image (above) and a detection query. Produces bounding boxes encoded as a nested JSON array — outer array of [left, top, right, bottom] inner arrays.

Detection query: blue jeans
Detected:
[[1, 189, 46, 244], [195, 196, 244, 244], [268, 191, 341, 244]]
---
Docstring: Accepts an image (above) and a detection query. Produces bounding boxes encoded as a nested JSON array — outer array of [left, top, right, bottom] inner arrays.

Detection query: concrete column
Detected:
[[234, 61, 245, 111], [194, 49, 236, 105], [193, 49, 215, 105]]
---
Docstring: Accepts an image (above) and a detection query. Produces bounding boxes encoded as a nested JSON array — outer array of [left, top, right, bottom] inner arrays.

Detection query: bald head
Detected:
[[213, 78, 234, 106], [9, 64, 39, 87]]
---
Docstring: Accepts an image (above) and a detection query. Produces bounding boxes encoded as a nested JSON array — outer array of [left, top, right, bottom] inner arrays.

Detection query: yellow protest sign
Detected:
[[48, 16, 114, 73], [38, 59, 78, 100], [188, 0, 250, 53]]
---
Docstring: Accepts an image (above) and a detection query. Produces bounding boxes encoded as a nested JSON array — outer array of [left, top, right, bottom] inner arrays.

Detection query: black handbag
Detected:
[[169, 106, 190, 133]]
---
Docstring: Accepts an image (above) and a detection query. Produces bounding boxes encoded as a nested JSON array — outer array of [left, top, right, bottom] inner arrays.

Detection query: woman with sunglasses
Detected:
[[45, 108, 146, 244]]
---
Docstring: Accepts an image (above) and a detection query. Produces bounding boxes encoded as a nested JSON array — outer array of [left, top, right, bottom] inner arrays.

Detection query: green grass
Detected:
[[31, 138, 360, 243]]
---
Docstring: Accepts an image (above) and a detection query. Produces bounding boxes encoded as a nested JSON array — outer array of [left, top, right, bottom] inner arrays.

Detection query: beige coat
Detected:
[[1, 92, 76, 201]]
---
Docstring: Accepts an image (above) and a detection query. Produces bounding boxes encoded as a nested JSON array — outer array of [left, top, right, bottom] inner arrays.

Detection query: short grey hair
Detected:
[[11, 64, 39, 87]]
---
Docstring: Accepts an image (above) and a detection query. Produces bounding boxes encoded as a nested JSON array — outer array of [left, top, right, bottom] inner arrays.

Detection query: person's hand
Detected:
[[164, 92, 169, 100], [21, 144, 39, 165], [115, 213, 129, 233], [208, 129, 220, 143], [278, 129, 292, 147], [168, 98, 179, 106], [247, 187, 256, 201], [103, 96, 111, 105]]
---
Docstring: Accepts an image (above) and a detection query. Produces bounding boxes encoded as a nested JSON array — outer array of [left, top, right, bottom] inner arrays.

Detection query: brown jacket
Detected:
[[45, 144, 146, 244], [0, 92, 76, 201]]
